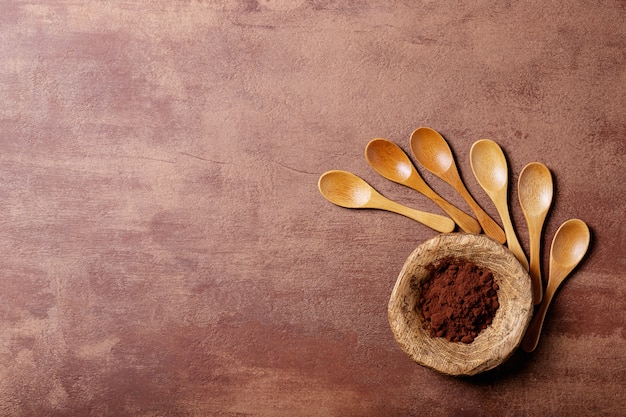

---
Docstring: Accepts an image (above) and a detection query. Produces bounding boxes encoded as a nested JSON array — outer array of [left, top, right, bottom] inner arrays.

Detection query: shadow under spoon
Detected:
[[365, 138, 481, 234], [409, 127, 506, 243], [470, 139, 529, 270], [521, 219, 590, 352], [318, 170, 455, 233], [518, 162, 553, 305]]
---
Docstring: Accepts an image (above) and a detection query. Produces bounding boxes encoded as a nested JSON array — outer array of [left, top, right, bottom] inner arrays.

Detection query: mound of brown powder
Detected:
[[417, 257, 499, 344]]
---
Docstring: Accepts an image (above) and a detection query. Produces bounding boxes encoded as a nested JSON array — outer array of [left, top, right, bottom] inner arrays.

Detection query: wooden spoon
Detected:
[[410, 127, 506, 243], [521, 219, 590, 352], [470, 139, 529, 270], [318, 170, 455, 233], [518, 162, 553, 305], [365, 138, 481, 234]]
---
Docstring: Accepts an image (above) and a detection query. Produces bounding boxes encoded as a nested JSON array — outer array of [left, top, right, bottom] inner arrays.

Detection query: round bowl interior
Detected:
[[388, 233, 533, 376]]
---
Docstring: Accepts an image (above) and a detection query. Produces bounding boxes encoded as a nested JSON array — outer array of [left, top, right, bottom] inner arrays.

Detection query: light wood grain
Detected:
[[365, 138, 482, 233], [522, 219, 590, 352], [518, 162, 554, 305], [410, 128, 507, 243], [318, 170, 456, 233], [470, 139, 529, 270]]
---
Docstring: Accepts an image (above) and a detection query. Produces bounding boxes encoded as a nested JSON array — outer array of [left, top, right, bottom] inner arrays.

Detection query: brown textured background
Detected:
[[0, 1, 624, 416]]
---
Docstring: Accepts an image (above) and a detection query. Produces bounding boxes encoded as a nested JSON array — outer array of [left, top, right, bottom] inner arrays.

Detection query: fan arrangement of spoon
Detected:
[[318, 126, 590, 352]]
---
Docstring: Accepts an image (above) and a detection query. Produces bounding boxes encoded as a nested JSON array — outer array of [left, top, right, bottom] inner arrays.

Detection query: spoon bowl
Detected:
[[318, 170, 455, 233], [365, 138, 414, 182], [551, 220, 590, 268], [521, 219, 590, 352], [470, 139, 529, 270], [518, 163, 553, 216], [365, 138, 481, 234], [471, 141, 508, 191], [518, 162, 553, 304], [318, 170, 372, 208], [410, 129, 454, 175], [410, 128, 505, 243]]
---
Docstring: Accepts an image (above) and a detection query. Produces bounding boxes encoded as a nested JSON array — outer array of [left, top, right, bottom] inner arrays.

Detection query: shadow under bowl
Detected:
[[388, 233, 533, 376]]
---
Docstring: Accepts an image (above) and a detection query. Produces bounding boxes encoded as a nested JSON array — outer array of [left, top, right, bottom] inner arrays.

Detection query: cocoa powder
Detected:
[[417, 257, 499, 344]]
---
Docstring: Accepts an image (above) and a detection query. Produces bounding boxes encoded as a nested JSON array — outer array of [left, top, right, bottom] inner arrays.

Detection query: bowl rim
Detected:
[[387, 233, 533, 376]]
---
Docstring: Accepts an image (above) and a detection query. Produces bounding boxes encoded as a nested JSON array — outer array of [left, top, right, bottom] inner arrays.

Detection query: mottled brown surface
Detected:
[[0, 1, 624, 416]]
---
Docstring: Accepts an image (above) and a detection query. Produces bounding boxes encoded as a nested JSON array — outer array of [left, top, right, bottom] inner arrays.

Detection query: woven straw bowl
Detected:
[[388, 233, 533, 376]]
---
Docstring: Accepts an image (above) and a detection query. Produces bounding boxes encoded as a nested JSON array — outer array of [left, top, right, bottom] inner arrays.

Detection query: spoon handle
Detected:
[[374, 197, 456, 233], [422, 190, 482, 234], [451, 178, 506, 243], [527, 220, 544, 304], [496, 198, 529, 270]]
